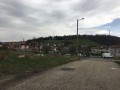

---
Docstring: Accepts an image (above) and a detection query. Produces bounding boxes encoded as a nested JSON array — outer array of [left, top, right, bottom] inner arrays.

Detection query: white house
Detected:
[[20, 45, 29, 51], [109, 45, 120, 58], [91, 46, 109, 53]]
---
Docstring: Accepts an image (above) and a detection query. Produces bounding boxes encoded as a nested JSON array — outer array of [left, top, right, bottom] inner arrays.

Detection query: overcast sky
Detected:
[[0, 0, 120, 42]]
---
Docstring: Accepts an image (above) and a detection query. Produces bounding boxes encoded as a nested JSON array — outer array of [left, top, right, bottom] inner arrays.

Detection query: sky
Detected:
[[0, 0, 120, 42]]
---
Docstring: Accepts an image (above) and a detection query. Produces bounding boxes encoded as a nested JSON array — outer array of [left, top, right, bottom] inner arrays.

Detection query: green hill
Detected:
[[26, 35, 120, 46], [44, 39, 100, 46]]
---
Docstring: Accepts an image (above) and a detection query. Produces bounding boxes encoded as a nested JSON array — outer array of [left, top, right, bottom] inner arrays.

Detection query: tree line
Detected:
[[26, 35, 120, 46]]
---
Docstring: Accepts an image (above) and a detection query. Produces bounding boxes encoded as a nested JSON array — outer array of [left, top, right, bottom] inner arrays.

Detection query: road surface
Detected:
[[1, 58, 120, 90]]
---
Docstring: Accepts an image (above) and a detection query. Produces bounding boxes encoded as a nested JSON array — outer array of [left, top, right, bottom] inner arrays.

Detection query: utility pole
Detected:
[[76, 18, 84, 57], [77, 19, 79, 57]]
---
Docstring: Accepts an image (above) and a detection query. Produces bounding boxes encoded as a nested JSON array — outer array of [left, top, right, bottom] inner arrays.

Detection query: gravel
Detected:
[[1, 58, 120, 90]]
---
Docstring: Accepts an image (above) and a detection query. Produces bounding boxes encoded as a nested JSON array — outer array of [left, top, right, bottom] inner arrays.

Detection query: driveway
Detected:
[[1, 58, 120, 90]]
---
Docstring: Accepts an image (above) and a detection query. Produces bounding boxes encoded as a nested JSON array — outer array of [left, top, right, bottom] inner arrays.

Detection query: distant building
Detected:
[[91, 45, 109, 53], [20, 45, 30, 51], [109, 45, 120, 58], [0, 42, 2, 47]]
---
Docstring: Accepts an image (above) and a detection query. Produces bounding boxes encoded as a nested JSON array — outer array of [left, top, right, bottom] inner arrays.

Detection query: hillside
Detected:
[[26, 35, 120, 46], [79, 35, 120, 45], [27, 38, 100, 46], [44, 39, 100, 46]]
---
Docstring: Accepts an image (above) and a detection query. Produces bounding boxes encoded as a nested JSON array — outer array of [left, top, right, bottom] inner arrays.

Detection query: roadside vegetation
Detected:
[[113, 58, 120, 65], [0, 51, 77, 75]]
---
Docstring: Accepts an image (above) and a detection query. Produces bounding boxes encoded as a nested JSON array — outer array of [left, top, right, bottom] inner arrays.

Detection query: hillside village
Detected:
[[0, 35, 120, 58]]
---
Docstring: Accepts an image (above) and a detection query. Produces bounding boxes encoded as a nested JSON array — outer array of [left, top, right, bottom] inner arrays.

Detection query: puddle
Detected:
[[61, 67, 75, 71], [111, 68, 117, 70]]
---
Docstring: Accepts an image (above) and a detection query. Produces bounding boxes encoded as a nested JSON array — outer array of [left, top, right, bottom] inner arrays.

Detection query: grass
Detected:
[[69, 39, 100, 46], [45, 39, 100, 46], [46, 40, 63, 44], [114, 61, 120, 65], [0, 51, 76, 75], [113, 58, 120, 65]]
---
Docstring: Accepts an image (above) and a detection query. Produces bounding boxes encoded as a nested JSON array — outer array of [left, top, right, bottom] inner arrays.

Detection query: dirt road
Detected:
[[1, 58, 120, 90]]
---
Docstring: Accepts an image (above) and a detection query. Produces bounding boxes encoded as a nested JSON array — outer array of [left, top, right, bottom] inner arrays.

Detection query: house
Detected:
[[109, 45, 120, 58], [7, 42, 19, 50], [20, 45, 30, 51], [91, 45, 109, 54]]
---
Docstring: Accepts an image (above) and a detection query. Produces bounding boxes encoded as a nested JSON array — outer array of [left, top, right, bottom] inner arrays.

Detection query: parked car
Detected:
[[102, 53, 113, 58]]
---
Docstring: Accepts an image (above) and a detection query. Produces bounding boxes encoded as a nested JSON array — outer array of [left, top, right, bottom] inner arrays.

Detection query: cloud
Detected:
[[73, 0, 120, 27], [0, 0, 120, 41]]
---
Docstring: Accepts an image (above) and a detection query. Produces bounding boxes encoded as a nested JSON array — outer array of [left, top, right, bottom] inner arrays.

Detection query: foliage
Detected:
[[69, 45, 76, 55], [42, 45, 51, 54], [89, 52, 102, 57], [0, 51, 76, 75], [0, 46, 8, 50], [26, 35, 120, 46], [60, 48, 69, 55], [114, 60, 120, 65]]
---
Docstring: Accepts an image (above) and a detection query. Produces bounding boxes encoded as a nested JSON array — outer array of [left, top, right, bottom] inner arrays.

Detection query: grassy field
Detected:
[[46, 39, 100, 46], [69, 39, 100, 46], [0, 51, 76, 75]]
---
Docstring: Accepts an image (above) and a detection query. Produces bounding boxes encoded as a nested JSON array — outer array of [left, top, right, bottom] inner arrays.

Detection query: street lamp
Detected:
[[77, 18, 84, 57]]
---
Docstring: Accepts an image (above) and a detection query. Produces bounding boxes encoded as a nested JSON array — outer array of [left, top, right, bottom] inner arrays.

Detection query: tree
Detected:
[[69, 45, 76, 55], [42, 45, 51, 54]]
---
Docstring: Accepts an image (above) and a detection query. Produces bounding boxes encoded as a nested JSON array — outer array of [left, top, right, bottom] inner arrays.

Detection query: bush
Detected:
[[69, 45, 76, 55], [0, 55, 5, 60], [0, 52, 9, 60], [0, 46, 8, 50]]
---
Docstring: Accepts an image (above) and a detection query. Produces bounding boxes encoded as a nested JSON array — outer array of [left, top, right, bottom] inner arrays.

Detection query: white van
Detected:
[[102, 53, 113, 58]]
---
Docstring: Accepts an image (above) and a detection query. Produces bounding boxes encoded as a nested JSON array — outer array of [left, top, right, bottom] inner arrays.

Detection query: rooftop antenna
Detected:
[[52, 33, 54, 39], [22, 38, 25, 44], [109, 29, 110, 36], [23, 38, 24, 42]]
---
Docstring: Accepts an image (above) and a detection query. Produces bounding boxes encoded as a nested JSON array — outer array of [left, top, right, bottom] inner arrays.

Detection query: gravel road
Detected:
[[1, 58, 120, 90]]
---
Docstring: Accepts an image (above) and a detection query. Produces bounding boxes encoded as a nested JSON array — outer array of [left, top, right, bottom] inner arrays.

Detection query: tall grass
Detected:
[[0, 51, 76, 75]]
